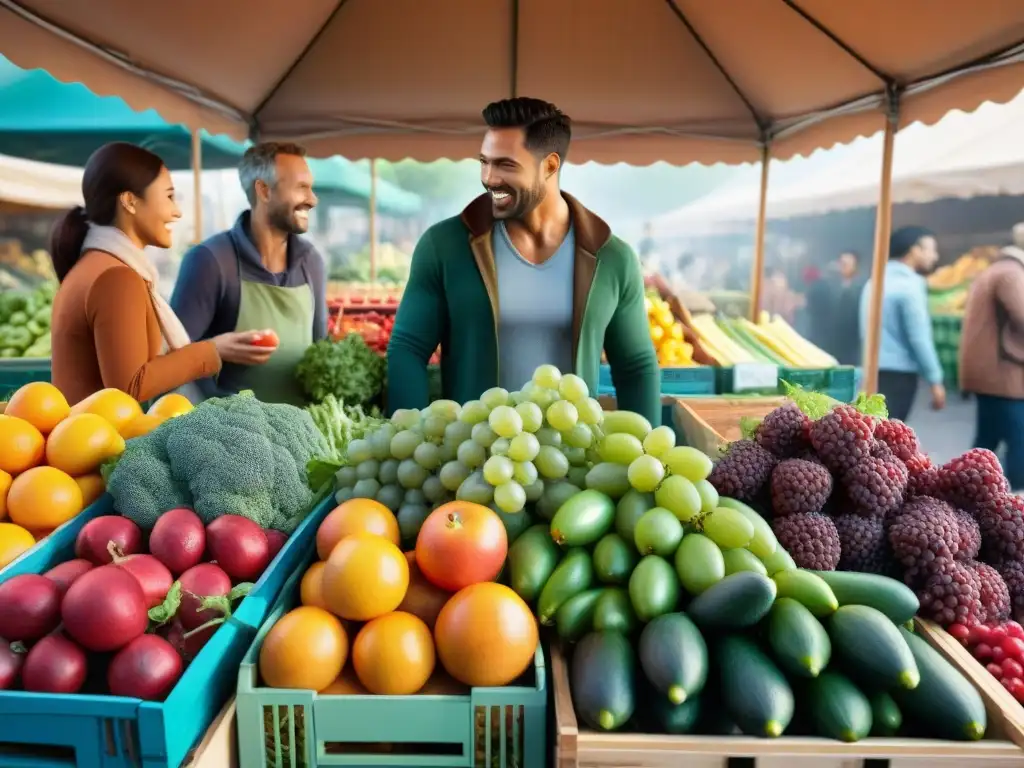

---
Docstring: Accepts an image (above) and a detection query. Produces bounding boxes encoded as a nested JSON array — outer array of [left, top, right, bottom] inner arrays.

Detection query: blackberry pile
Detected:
[[708, 400, 1024, 628]]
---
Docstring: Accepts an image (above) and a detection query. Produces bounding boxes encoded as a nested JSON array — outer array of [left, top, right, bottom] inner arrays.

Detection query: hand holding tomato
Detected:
[[212, 330, 276, 365], [249, 330, 280, 349]]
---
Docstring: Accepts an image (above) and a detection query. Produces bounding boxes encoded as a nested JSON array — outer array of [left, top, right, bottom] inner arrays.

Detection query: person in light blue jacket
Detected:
[[859, 226, 946, 422]]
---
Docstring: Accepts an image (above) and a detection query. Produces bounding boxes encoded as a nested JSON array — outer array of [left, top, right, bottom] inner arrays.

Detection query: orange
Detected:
[[70, 388, 142, 433], [259, 606, 348, 691], [434, 582, 538, 688], [45, 413, 125, 476], [321, 668, 369, 695], [0, 469, 10, 519], [321, 533, 409, 621], [120, 413, 165, 440], [7, 466, 84, 530], [352, 611, 435, 695], [300, 561, 328, 610], [397, 551, 451, 631], [147, 393, 193, 420], [316, 498, 400, 559], [74, 474, 106, 507], [0, 415, 45, 475], [4, 382, 70, 435], [0, 522, 35, 568]]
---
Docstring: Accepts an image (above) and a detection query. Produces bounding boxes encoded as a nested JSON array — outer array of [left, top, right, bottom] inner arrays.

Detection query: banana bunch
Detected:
[[645, 295, 695, 366]]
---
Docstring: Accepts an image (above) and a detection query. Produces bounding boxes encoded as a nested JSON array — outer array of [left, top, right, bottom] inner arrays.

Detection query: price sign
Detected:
[[733, 363, 778, 392]]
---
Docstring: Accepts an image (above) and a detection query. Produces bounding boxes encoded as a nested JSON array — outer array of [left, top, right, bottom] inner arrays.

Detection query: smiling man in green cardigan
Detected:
[[386, 97, 660, 425]]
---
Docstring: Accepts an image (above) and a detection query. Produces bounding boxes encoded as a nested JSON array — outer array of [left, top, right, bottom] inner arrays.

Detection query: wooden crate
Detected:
[[672, 396, 785, 455], [551, 629, 1024, 768], [182, 698, 237, 768]]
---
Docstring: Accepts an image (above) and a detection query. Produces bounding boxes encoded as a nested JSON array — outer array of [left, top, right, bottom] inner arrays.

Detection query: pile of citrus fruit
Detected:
[[259, 498, 539, 696], [0, 384, 193, 568]]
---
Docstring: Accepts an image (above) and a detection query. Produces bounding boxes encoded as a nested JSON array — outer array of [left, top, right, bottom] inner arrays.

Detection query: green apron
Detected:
[[232, 278, 313, 406]]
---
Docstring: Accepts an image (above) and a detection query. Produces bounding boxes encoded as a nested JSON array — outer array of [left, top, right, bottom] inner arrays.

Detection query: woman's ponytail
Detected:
[[49, 205, 90, 282]]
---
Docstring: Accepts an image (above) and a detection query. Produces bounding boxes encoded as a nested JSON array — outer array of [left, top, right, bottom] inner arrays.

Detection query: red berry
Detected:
[[975, 642, 994, 660], [1012, 680, 1024, 703], [948, 623, 971, 641], [987, 662, 1004, 677], [989, 625, 1009, 643], [1007, 621, 1024, 640], [993, 646, 1007, 664], [1004, 637, 1024, 660], [1003, 658, 1024, 679], [968, 624, 991, 645]]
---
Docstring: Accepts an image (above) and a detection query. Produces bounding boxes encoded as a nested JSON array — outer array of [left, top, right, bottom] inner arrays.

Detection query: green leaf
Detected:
[[307, 457, 343, 491], [739, 416, 762, 440], [781, 381, 840, 420], [148, 580, 182, 626], [853, 392, 888, 420]]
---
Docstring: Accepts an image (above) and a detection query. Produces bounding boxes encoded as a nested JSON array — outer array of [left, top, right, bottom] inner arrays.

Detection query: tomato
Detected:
[[316, 499, 399, 560], [352, 611, 435, 694], [250, 331, 280, 348], [397, 552, 452, 630], [415, 502, 507, 592], [434, 582, 538, 687]]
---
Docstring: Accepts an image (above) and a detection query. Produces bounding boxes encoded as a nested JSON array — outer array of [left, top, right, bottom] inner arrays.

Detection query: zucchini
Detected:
[[718, 634, 794, 738], [869, 691, 902, 737], [571, 631, 636, 731], [894, 627, 986, 740], [638, 613, 708, 704], [555, 588, 602, 642], [807, 672, 873, 742], [686, 571, 776, 629], [537, 548, 593, 624], [829, 605, 920, 690], [773, 569, 838, 617], [768, 597, 831, 677], [808, 569, 919, 624]]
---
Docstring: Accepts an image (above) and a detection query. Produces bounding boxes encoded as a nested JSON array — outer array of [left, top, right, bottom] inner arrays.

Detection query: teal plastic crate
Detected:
[[598, 364, 716, 397], [824, 366, 857, 403], [236, 547, 548, 768], [0, 357, 50, 396], [714, 365, 780, 395], [0, 491, 334, 768]]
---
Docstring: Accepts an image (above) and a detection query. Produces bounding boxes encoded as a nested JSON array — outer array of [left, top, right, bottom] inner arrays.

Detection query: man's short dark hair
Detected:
[[482, 98, 572, 162], [239, 141, 307, 206], [889, 226, 934, 260]]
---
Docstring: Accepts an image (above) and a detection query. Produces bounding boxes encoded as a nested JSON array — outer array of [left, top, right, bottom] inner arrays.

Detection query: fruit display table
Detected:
[[671, 396, 786, 455]]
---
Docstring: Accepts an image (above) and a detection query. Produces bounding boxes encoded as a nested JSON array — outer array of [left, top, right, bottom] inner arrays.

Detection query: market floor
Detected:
[[905, 381, 975, 465]]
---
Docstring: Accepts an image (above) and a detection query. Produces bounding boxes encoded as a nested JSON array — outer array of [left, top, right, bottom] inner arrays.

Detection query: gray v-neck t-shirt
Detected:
[[492, 221, 576, 391]]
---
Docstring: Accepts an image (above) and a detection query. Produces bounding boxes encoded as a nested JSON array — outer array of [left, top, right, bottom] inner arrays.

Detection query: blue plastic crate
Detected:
[[598, 364, 716, 398], [824, 366, 857, 403], [0, 357, 51, 396], [0, 492, 334, 768], [236, 546, 548, 768]]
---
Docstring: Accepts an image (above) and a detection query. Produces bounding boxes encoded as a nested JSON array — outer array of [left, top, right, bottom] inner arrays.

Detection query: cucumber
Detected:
[[829, 605, 920, 690], [493, 506, 534, 544], [537, 548, 594, 624], [556, 588, 603, 642], [760, 546, 796, 575], [807, 672, 873, 742], [593, 588, 637, 633], [593, 533, 639, 584], [722, 548, 768, 577], [536, 481, 582, 520], [673, 533, 725, 595], [650, 694, 702, 735], [572, 631, 636, 731], [718, 634, 794, 738], [768, 597, 831, 677], [615, 490, 654, 543], [716, 497, 777, 559], [894, 627, 986, 740], [808, 570, 920, 624], [629, 555, 680, 622], [585, 463, 631, 498], [508, 524, 562, 603], [550, 489, 615, 546], [773, 570, 838, 617], [686, 571, 776, 629], [869, 691, 902, 736], [638, 613, 708, 704]]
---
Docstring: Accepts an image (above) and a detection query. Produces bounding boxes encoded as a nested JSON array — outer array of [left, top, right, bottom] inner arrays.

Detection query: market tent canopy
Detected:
[[0, 55, 245, 170], [655, 93, 1024, 235], [2, 0, 1023, 165], [308, 158, 421, 216], [0, 154, 82, 210]]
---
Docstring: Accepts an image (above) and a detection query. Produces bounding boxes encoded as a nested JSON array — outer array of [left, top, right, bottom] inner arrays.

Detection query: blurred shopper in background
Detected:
[[860, 226, 945, 422], [831, 250, 865, 365], [760, 267, 803, 324], [960, 224, 1024, 489]]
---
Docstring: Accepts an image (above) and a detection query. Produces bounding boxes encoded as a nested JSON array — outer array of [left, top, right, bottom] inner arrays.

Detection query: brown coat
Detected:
[[51, 250, 221, 405], [959, 248, 1024, 399]]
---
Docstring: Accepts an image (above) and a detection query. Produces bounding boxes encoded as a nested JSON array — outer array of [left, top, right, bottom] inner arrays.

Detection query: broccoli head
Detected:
[[107, 447, 190, 530], [258, 401, 330, 485]]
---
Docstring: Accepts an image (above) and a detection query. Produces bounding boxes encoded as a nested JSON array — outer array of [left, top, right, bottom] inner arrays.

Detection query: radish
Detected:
[[149, 508, 206, 575], [0, 574, 62, 641], [21, 634, 87, 693], [206, 516, 271, 582], [44, 559, 94, 596], [177, 563, 232, 630], [108, 544, 173, 609], [61, 566, 149, 652], [265, 529, 287, 561], [75, 517, 142, 565], [164, 620, 213, 664], [108, 635, 183, 700], [0, 642, 24, 689]]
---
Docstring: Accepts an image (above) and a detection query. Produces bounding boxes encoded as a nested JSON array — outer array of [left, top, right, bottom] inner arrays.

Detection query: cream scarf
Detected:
[[82, 225, 193, 352]]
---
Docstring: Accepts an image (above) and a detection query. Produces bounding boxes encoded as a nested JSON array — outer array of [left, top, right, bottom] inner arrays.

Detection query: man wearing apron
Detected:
[[170, 142, 327, 406]]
